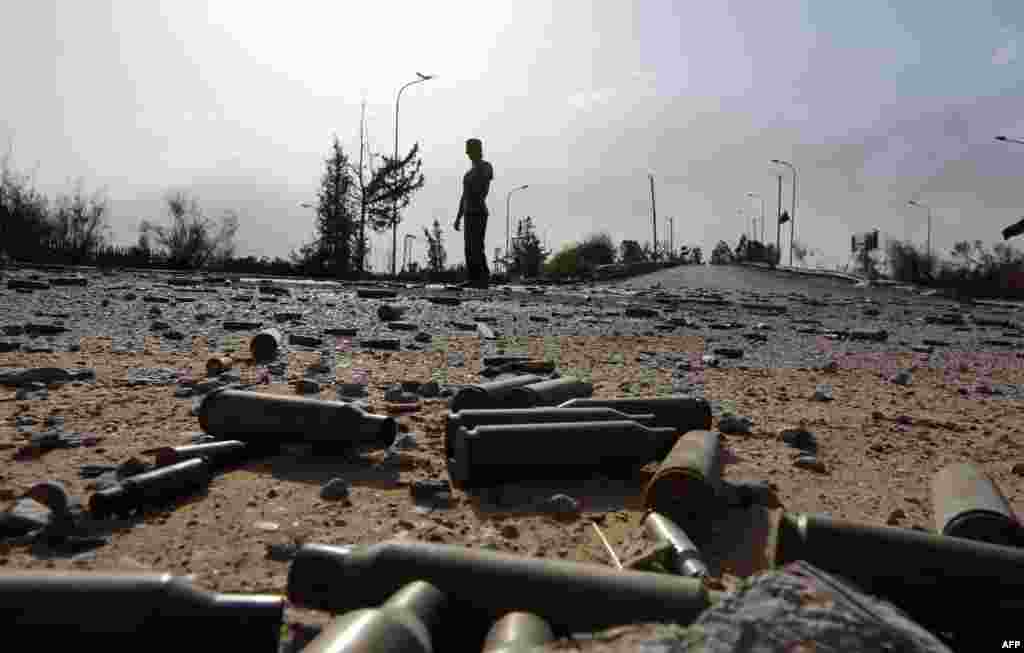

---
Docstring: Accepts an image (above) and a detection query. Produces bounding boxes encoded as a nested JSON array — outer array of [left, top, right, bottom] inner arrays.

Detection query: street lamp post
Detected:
[[747, 192, 765, 242], [392, 72, 435, 276], [666, 216, 674, 260], [907, 200, 932, 261], [402, 234, 416, 273], [506, 184, 529, 274], [771, 159, 797, 266]]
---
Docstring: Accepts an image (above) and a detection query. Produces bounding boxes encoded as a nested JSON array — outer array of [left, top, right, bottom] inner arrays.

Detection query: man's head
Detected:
[[466, 138, 483, 162]]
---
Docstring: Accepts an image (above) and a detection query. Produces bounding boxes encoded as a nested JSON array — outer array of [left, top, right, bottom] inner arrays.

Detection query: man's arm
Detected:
[[454, 191, 464, 230]]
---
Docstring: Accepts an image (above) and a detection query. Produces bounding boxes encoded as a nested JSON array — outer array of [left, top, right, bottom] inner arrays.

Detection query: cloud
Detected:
[[993, 39, 1017, 65]]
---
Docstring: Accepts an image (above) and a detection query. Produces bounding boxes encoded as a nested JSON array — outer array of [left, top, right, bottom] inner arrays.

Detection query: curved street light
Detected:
[[996, 135, 1024, 146], [771, 159, 797, 266], [391, 72, 436, 276], [506, 184, 530, 272], [907, 199, 932, 261]]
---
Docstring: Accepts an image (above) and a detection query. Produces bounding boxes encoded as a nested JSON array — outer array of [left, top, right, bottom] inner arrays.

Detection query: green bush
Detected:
[[545, 244, 581, 277]]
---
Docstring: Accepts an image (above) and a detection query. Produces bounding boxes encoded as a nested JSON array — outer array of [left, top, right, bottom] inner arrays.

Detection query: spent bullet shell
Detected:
[[449, 420, 679, 488], [932, 462, 1022, 547], [557, 396, 712, 432], [287, 540, 713, 634], [0, 571, 283, 651], [772, 512, 1024, 636], [445, 407, 658, 461], [482, 612, 555, 653], [198, 388, 397, 449], [643, 511, 708, 578], [301, 580, 446, 653], [504, 378, 594, 408], [89, 457, 211, 519], [642, 430, 723, 542], [449, 375, 545, 412]]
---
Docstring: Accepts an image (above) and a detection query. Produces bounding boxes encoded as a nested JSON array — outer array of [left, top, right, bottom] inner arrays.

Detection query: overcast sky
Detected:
[[3, 1, 1024, 270]]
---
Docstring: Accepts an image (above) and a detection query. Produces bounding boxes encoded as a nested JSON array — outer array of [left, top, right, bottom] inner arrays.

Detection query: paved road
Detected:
[[609, 264, 911, 302]]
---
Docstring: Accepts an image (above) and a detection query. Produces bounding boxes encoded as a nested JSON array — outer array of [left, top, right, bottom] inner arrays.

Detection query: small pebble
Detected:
[[780, 428, 817, 453], [320, 478, 350, 501], [793, 455, 827, 473], [541, 494, 580, 519], [891, 369, 913, 385], [719, 414, 752, 435], [886, 508, 906, 525], [812, 384, 833, 401]]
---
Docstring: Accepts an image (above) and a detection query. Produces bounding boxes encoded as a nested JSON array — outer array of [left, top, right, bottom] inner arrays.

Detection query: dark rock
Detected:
[[266, 542, 300, 561], [410, 479, 451, 502], [793, 455, 827, 473], [0, 341, 21, 353], [719, 414, 752, 434], [388, 321, 419, 331], [16, 383, 49, 400], [150, 321, 171, 331], [713, 347, 744, 359], [426, 296, 461, 306], [780, 428, 817, 453], [377, 304, 406, 321], [274, 312, 303, 323], [925, 313, 965, 326], [142, 295, 170, 303], [414, 331, 432, 343], [289, 334, 322, 347], [625, 306, 660, 319], [2, 325, 25, 336], [812, 384, 833, 401], [922, 339, 949, 347], [8, 279, 51, 291], [360, 338, 401, 350], [449, 322, 476, 330], [163, 330, 186, 341], [358, 288, 398, 299], [222, 321, 262, 331], [529, 315, 550, 322], [324, 327, 359, 337], [320, 478, 350, 500], [23, 323, 69, 336], [891, 369, 913, 385], [258, 284, 290, 296], [850, 328, 888, 342]]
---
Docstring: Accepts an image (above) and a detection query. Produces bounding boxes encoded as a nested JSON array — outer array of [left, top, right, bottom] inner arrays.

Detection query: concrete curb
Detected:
[[735, 261, 866, 284]]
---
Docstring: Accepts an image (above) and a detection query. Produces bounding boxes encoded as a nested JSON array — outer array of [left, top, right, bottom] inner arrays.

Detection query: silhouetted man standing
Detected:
[[454, 138, 493, 288]]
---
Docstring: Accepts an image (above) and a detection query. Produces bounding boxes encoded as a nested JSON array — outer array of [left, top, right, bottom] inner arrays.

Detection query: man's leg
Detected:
[[464, 219, 476, 282], [477, 214, 489, 285]]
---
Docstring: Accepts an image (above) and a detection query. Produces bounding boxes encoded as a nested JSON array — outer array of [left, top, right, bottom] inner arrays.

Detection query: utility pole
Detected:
[[649, 174, 658, 260], [667, 216, 674, 260], [775, 174, 783, 266]]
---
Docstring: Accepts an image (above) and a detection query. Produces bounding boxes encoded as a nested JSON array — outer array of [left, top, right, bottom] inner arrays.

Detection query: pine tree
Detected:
[[316, 135, 356, 276], [510, 216, 549, 277]]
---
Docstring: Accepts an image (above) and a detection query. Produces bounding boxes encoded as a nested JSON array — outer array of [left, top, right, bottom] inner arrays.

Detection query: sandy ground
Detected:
[[2, 328, 1023, 637]]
